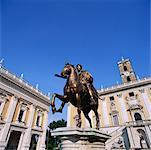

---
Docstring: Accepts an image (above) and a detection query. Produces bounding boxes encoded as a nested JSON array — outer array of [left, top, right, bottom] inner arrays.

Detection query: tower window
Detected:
[[134, 113, 142, 121], [109, 96, 114, 101], [129, 92, 134, 97], [127, 76, 131, 82], [124, 66, 128, 71]]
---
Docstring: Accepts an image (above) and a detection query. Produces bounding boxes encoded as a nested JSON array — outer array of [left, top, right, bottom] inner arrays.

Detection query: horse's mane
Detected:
[[65, 63, 74, 68]]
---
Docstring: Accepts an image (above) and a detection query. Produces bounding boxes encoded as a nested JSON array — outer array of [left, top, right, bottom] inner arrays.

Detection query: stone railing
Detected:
[[125, 120, 151, 126], [0, 65, 50, 100], [104, 120, 151, 135], [98, 76, 151, 93]]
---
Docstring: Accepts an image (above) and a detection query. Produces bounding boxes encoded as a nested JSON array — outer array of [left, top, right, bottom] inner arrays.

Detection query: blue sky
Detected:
[[1, 0, 150, 122]]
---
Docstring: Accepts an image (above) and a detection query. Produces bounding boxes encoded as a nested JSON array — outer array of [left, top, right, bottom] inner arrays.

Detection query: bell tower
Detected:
[[118, 57, 137, 83]]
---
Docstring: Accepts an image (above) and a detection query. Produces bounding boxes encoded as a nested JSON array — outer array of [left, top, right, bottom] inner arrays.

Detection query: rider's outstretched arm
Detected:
[[55, 74, 67, 79]]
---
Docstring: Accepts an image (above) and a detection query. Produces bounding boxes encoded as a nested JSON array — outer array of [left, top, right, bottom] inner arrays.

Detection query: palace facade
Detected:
[[67, 58, 151, 149], [0, 64, 51, 150]]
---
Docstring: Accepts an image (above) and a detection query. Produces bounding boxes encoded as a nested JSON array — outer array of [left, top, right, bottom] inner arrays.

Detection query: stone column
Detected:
[[67, 103, 71, 127], [139, 89, 151, 119], [0, 96, 18, 150], [21, 104, 35, 150], [117, 93, 129, 123], [0, 94, 7, 116], [127, 127, 135, 149], [17, 132, 24, 150], [36, 135, 41, 150], [0, 101, 5, 118], [39, 111, 48, 150], [144, 125, 151, 148]]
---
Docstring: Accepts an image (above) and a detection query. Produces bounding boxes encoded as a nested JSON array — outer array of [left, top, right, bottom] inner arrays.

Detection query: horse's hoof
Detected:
[[96, 126, 99, 130], [51, 94, 56, 100], [50, 102, 54, 107], [53, 93, 56, 97], [56, 109, 62, 113], [52, 107, 56, 114]]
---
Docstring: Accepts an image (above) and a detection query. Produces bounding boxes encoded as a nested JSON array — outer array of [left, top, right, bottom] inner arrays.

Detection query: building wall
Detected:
[[0, 65, 51, 150], [66, 58, 151, 149], [67, 78, 151, 128]]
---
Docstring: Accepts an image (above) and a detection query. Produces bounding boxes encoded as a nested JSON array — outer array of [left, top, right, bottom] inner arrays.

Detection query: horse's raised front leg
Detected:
[[56, 102, 65, 113], [76, 108, 82, 128], [55, 93, 68, 102], [51, 94, 57, 114], [51, 93, 68, 114]]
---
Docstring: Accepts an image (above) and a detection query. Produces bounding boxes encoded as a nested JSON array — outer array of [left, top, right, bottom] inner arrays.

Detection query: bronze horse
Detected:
[[51, 63, 100, 129]]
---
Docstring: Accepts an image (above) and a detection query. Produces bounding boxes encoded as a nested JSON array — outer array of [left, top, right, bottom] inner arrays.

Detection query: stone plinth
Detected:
[[51, 127, 111, 150]]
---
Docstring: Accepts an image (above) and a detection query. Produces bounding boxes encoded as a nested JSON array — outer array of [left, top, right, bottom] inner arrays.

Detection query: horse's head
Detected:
[[61, 63, 75, 78]]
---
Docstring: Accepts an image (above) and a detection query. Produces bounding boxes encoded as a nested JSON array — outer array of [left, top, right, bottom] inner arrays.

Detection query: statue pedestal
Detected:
[[51, 127, 111, 150]]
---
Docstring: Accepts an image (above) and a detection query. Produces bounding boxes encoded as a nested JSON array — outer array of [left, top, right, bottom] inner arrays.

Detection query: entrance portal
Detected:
[[6, 131, 21, 150]]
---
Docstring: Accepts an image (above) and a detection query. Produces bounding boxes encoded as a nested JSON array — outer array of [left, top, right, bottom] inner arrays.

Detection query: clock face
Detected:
[[123, 71, 130, 76]]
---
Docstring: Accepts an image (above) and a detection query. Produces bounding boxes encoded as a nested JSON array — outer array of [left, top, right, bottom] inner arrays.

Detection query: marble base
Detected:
[[51, 127, 111, 150]]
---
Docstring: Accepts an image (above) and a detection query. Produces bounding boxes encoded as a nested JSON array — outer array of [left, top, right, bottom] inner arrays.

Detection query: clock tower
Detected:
[[118, 57, 137, 83]]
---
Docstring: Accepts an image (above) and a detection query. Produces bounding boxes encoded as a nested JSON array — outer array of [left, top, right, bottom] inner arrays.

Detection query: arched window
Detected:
[[124, 66, 128, 71], [134, 113, 142, 121]]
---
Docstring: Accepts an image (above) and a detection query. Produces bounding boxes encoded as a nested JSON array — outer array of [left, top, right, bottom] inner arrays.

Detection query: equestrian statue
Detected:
[[50, 63, 100, 129]]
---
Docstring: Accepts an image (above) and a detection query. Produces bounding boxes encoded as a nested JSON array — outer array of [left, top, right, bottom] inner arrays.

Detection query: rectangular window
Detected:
[[36, 110, 42, 127], [112, 115, 119, 126], [129, 92, 134, 97], [0, 101, 2, 116], [109, 96, 114, 101], [18, 109, 24, 122], [36, 115, 40, 126]]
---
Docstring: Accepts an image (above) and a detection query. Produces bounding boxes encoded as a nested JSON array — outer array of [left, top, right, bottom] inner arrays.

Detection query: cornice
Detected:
[[0, 65, 51, 105], [98, 77, 151, 96]]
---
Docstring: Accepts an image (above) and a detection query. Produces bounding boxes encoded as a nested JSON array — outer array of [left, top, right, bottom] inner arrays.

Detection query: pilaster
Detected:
[[67, 103, 71, 127], [39, 111, 48, 150], [21, 104, 35, 150], [127, 127, 135, 149], [0, 95, 18, 150], [101, 97, 110, 127], [139, 88, 151, 119], [144, 125, 151, 148], [117, 93, 129, 123]]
